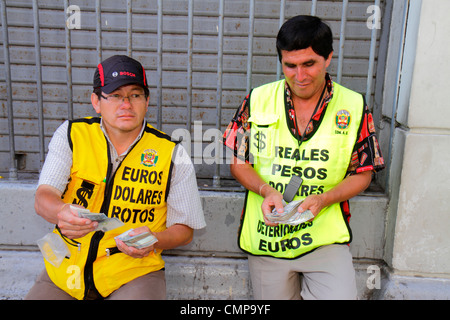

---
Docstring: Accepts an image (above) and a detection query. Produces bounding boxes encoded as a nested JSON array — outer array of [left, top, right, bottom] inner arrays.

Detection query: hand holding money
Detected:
[[265, 200, 315, 225], [115, 227, 158, 258], [70, 205, 124, 232], [56, 204, 99, 239]]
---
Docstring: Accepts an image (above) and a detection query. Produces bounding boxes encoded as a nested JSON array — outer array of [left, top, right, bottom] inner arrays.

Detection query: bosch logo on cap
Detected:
[[93, 55, 148, 94], [120, 71, 136, 77]]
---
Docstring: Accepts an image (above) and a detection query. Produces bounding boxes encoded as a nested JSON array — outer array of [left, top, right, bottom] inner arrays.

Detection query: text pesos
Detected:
[[268, 147, 329, 197]]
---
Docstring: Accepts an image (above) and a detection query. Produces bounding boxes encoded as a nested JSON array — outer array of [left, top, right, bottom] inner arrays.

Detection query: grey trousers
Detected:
[[248, 244, 357, 300], [24, 268, 166, 300]]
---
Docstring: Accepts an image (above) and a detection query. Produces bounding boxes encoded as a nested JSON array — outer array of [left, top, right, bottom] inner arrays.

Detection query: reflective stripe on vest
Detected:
[[44, 118, 176, 299], [238, 80, 364, 259]]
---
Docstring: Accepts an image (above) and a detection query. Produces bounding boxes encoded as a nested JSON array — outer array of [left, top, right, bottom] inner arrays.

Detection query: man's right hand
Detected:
[[230, 158, 285, 227], [260, 187, 284, 226], [34, 185, 98, 239], [56, 204, 98, 239]]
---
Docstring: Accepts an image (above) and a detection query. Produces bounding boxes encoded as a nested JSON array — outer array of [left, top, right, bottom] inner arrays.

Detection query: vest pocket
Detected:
[[55, 226, 81, 251], [248, 113, 279, 161], [62, 173, 106, 212]]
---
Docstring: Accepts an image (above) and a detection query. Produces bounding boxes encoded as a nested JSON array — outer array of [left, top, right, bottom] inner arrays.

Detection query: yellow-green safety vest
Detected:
[[239, 79, 364, 259], [44, 117, 177, 299]]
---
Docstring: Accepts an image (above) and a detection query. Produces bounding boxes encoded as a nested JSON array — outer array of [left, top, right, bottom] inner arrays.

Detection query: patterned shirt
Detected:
[[223, 74, 385, 176]]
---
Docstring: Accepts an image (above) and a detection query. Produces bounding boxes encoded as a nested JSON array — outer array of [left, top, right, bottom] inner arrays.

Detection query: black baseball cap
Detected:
[[93, 55, 148, 94]]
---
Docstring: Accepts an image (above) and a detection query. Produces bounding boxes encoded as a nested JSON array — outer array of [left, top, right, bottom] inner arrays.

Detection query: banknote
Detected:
[[115, 229, 158, 249], [96, 217, 124, 232], [70, 205, 124, 231], [282, 209, 315, 226], [80, 212, 109, 221], [265, 200, 314, 225], [71, 205, 108, 221]]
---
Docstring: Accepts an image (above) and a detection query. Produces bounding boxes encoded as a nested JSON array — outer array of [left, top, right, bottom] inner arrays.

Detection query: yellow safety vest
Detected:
[[44, 117, 177, 299], [239, 80, 364, 259]]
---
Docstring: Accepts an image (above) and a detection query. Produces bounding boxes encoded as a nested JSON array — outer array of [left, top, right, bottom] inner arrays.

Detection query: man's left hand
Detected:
[[298, 194, 326, 220], [115, 226, 157, 258]]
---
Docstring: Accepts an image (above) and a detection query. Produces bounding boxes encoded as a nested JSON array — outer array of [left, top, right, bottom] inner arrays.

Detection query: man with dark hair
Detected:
[[276, 15, 333, 61], [26, 55, 205, 300], [223, 15, 384, 299]]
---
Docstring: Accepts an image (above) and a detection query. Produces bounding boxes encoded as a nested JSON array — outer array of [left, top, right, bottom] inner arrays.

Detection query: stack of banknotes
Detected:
[[265, 200, 314, 225], [71, 205, 124, 232], [71, 206, 157, 249], [115, 229, 158, 249]]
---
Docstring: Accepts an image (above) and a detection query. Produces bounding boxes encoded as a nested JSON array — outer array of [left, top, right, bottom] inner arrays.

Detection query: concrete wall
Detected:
[[391, 0, 450, 275], [376, 0, 450, 299]]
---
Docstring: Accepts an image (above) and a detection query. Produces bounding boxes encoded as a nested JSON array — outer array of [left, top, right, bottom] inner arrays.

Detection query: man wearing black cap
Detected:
[[26, 55, 206, 300]]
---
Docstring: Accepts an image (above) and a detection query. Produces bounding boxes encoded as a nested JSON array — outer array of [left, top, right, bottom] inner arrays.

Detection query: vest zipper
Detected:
[[105, 246, 120, 257], [83, 230, 104, 299], [82, 130, 143, 299], [82, 137, 114, 300], [55, 226, 81, 249]]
